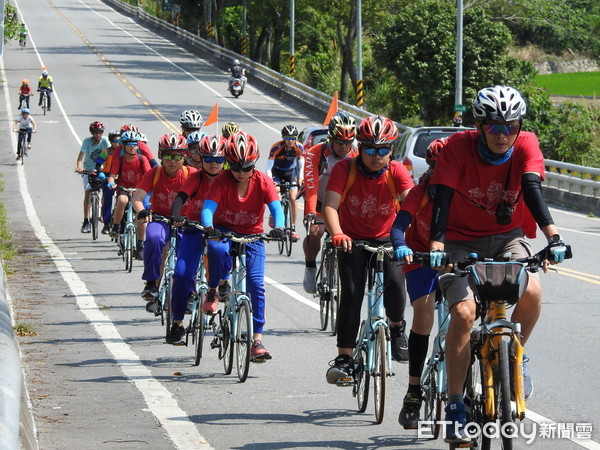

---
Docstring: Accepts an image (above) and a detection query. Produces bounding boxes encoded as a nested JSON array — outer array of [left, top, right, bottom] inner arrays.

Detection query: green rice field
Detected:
[[535, 71, 599, 97]]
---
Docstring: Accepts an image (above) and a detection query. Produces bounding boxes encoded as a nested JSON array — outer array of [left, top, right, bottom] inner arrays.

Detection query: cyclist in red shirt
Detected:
[[302, 112, 358, 293], [166, 134, 227, 344], [323, 115, 413, 384], [429, 86, 570, 443], [132, 133, 194, 308], [391, 138, 447, 429], [106, 131, 151, 244], [201, 131, 285, 361], [17, 79, 33, 110]]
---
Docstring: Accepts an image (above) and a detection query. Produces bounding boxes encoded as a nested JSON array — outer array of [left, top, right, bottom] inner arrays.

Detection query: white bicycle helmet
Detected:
[[472, 86, 527, 122], [179, 110, 203, 129]]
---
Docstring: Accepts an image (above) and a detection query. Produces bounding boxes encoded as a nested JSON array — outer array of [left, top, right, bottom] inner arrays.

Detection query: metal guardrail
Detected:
[[106, 0, 600, 202]]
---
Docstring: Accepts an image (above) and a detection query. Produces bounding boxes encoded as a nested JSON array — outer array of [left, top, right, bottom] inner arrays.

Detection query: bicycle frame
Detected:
[[223, 236, 253, 344]]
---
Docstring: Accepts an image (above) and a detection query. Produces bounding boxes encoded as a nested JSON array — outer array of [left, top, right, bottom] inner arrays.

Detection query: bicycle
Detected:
[[182, 220, 210, 366], [307, 215, 340, 336], [39, 88, 51, 115], [447, 246, 572, 450], [18, 94, 31, 110], [79, 170, 103, 240], [151, 214, 178, 340], [205, 232, 276, 382], [115, 187, 137, 273], [335, 240, 395, 424], [14, 128, 33, 164], [275, 181, 298, 257], [19, 34, 27, 49]]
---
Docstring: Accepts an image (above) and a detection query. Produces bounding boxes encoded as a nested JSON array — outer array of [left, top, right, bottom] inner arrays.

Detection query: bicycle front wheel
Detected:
[[91, 194, 100, 240], [373, 324, 387, 424], [162, 281, 172, 340], [236, 299, 252, 382], [17, 134, 25, 165], [125, 227, 135, 272], [193, 304, 205, 366], [318, 253, 329, 331], [277, 205, 286, 255], [422, 364, 443, 439], [222, 315, 234, 375], [42, 96, 47, 115], [464, 348, 488, 450], [284, 202, 293, 257], [498, 340, 514, 450]]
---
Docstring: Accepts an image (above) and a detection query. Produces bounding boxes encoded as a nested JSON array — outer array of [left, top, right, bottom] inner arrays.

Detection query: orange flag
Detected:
[[204, 102, 218, 126], [322, 91, 338, 128]]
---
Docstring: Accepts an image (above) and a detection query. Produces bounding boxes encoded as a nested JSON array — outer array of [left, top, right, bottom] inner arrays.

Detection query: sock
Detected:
[[83, 218, 89, 224], [408, 331, 430, 378], [305, 260, 316, 268], [448, 394, 463, 405], [407, 383, 421, 394]]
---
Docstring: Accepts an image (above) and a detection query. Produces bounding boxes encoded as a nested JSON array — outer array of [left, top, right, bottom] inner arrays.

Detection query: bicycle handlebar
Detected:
[[207, 230, 281, 243], [352, 240, 393, 254]]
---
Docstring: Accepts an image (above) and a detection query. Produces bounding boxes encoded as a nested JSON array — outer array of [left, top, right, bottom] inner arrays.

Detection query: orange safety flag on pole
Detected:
[[204, 102, 219, 126], [322, 91, 338, 128]]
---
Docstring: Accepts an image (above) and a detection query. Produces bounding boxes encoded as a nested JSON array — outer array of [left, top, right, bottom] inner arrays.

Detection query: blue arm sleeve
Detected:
[[267, 200, 284, 228], [149, 158, 159, 168], [390, 210, 413, 248], [201, 199, 218, 227]]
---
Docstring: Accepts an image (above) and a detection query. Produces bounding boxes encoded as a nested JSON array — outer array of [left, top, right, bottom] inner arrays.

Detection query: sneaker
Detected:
[[145, 300, 161, 315], [134, 241, 144, 260], [27, 143, 31, 149], [326, 354, 354, 385], [218, 282, 232, 300], [444, 402, 469, 444], [510, 353, 534, 400], [291, 231, 300, 242], [166, 323, 186, 344], [390, 323, 409, 362], [251, 340, 272, 361], [109, 224, 120, 237], [141, 283, 158, 300], [101, 224, 110, 235], [202, 290, 220, 314], [303, 266, 317, 293], [81, 221, 91, 233], [398, 390, 423, 429]]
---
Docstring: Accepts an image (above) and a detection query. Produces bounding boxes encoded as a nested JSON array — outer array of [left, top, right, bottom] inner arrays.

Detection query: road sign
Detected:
[[454, 104, 468, 112]]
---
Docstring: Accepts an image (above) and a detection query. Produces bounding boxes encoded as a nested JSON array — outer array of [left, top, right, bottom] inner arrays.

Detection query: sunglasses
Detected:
[[284, 137, 297, 141], [123, 141, 138, 146], [203, 156, 225, 164], [162, 154, 184, 161], [363, 147, 391, 157], [333, 138, 353, 146], [484, 124, 520, 136], [110, 140, 120, 143], [230, 164, 254, 173]]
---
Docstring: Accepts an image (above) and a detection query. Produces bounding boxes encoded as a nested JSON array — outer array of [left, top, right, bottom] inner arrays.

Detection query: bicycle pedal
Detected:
[[336, 377, 354, 387]]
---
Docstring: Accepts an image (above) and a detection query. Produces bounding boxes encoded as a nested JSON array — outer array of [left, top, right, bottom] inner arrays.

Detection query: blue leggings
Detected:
[[206, 234, 266, 334], [101, 178, 114, 225], [143, 221, 177, 282], [171, 230, 204, 321]]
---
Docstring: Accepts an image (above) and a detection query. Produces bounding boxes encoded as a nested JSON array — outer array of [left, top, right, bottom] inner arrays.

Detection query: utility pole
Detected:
[[356, 0, 364, 108], [453, 0, 465, 126], [241, 0, 248, 56], [289, 0, 295, 78]]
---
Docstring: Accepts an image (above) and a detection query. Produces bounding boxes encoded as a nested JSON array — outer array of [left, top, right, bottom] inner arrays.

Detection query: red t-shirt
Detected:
[[110, 154, 151, 188], [19, 85, 33, 95], [206, 170, 279, 235], [115, 142, 155, 163], [180, 171, 214, 222], [401, 181, 433, 253], [327, 159, 414, 239], [431, 130, 543, 241], [137, 166, 194, 216]]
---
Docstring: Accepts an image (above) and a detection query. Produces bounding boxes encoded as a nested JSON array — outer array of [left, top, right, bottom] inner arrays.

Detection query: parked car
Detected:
[[298, 126, 329, 150], [393, 125, 475, 181]]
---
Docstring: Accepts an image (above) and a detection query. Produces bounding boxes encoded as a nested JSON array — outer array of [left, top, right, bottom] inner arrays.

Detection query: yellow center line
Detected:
[[556, 267, 600, 282], [47, 0, 180, 135]]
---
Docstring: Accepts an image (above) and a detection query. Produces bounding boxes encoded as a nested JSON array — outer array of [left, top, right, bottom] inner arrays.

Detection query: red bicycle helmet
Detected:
[[89, 121, 104, 133], [225, 131, 259, 167], [120, 124, 140, 134], [426, 137, 447, 167], [158, 133, 188, 157], [199, 134, 226, 157], [357, 115, 398, 145]]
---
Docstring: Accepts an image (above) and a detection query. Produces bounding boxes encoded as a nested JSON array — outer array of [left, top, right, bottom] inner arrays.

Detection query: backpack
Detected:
[[340, 158, 401, 212]]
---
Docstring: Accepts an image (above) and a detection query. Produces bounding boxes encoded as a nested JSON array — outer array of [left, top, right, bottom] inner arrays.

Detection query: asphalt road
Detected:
[[1, 0, 600, 449]]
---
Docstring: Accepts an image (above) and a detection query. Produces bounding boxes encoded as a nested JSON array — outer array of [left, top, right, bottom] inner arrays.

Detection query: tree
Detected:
[[373, 0, 534, 124]]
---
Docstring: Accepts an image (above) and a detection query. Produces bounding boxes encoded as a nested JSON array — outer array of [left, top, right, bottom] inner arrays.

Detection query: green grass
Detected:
[[535, 72, 599, 97], [0, 177, 16, 264]]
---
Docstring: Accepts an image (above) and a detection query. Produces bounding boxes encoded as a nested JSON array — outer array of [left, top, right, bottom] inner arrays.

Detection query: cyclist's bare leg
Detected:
[[83, 190, 91, 220], [303, 223, 324, 262], [510, 277, 542, 345], [445, 299, 477, 396], [407, 292, 436, 385], [112, 193, 127, 225]]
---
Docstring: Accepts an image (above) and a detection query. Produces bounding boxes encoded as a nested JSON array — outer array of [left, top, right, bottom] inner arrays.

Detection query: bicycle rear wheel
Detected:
[[422, 364, 443, 439], [236, 299, 252, 382], [373, 324, 387, 424], [91, 194, 100, 240], [222, 314, 234, 375], [284, 202, 293, 257], [354, 344, 369, 413], [464, 348, 489, 450], [497, 340, 514, 450], [193, 305, 205, 366], [329, 250, 340, 336]]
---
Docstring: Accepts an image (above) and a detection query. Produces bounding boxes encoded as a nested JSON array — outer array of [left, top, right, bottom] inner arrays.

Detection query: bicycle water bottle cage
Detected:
[[468, 261, 529, 306]]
